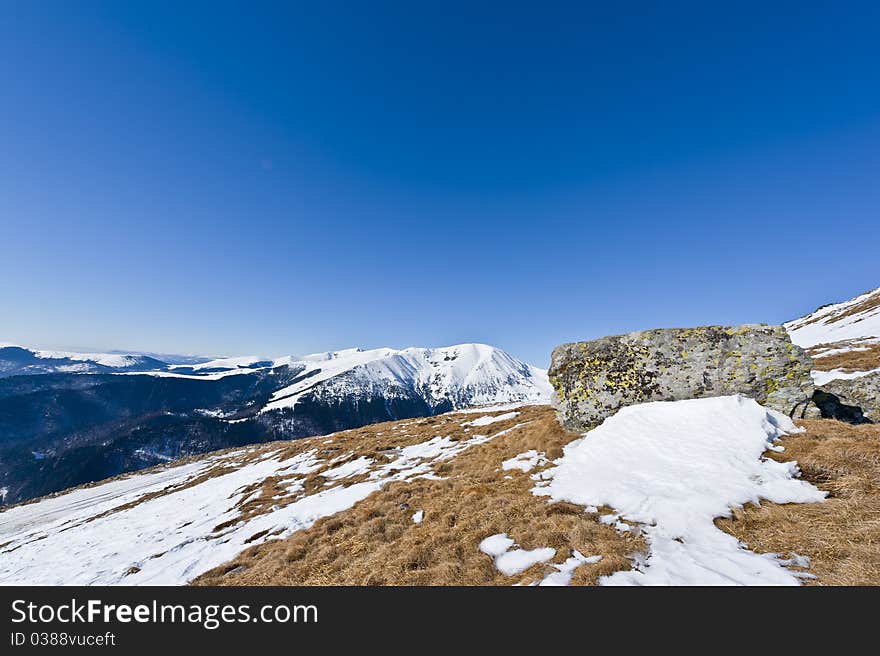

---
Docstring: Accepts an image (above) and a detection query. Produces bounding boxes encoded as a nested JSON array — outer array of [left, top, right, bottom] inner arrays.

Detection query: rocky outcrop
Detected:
[[549, 324, 815, 432], [814, 372, 879, 424]]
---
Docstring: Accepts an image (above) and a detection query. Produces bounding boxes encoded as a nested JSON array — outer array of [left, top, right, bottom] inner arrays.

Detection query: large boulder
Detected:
[[814, 372, 879, 424], [549, 324, 815, 432]]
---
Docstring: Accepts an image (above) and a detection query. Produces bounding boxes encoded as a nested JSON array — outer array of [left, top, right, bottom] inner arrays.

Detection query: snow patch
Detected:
[[502, 450, 548, 473], [462, 411, 520, 427], [479, 533, 555, 576], [479, 533, 515, 558], [322, 456, 374, 481], [537, 550, 602, 586], [811, 367, 880, 386], [810, 340, 877, 359], [534, 395, 826, 585]]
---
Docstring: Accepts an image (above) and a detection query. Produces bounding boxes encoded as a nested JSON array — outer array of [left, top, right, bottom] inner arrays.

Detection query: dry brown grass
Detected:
[[192, 405, 644, 586], [40, 399, 873, 586], [193, 409, 880, 586], [716, 418, 880, 585], [808, 340, 880, 372], [825, 289, 880, 324]]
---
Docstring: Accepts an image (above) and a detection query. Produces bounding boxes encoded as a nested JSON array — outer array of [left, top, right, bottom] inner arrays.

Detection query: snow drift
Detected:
[[533, 395, 826, 585]]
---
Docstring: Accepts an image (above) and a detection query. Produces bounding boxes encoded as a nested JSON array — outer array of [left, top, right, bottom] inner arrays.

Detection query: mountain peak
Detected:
[[260, 343, 550, 414]]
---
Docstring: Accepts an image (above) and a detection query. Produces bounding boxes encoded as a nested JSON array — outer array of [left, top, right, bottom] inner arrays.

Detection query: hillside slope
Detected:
[[785, 287, 880, 382], [4, 399, 873, 586]]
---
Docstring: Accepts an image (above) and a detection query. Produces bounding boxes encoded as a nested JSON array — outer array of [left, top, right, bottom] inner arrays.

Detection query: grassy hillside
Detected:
[[193, 406, 880, 586]]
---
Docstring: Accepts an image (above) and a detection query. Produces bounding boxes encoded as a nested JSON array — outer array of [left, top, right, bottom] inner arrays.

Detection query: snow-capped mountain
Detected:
[[0, 342, 550, 410], [0, 344, 170, 377], [261, 344, 550, 414], [0, 342, 549, 504], [0, 343, 551, 413]]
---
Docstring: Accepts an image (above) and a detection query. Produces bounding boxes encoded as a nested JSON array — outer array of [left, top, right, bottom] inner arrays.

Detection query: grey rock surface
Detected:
[[815, 372, 879, 423], [549, 324, 815, 432]]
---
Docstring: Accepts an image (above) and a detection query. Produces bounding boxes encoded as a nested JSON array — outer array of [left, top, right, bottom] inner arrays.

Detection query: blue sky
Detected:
[[1, 2, 878, 366]]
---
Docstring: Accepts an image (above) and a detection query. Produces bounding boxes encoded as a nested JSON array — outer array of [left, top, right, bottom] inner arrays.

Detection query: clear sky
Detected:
[[1, 2, 879, 366]]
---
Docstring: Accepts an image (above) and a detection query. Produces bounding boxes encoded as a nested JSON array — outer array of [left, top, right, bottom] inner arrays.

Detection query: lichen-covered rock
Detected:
[[549, 324, 815, 432], [815, 372, 880, 423]]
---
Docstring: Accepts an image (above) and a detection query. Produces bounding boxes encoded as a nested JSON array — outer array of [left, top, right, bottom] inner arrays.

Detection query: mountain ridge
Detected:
[[0, 342, 549, 504]]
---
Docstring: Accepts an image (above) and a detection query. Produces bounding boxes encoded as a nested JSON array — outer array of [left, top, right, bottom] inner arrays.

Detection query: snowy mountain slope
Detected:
[[116, 343, 551, 412], [785, 287, 880, 348], [0, 398, 829, 586], [784, 287, 880, 382], [262, 344, 551, 413]]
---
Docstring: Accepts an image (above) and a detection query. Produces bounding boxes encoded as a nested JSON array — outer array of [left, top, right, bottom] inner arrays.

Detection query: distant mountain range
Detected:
[[0, 345, 171, 377], [0, 343, 549, 504]]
